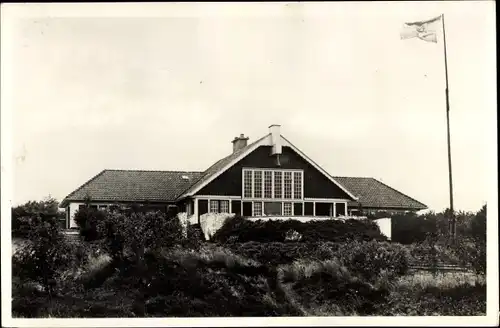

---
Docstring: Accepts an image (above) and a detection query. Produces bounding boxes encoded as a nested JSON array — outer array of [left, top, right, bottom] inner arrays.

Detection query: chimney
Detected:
[[269, 124, 282, 155], [231, 133, 249, 153]]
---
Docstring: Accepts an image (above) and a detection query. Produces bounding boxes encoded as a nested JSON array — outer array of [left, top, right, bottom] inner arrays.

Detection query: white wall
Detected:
[[68, 202, 84, 228], [374, 218, 392, 240], [199, 213, 235, 240], [67, 202, 120, 228]]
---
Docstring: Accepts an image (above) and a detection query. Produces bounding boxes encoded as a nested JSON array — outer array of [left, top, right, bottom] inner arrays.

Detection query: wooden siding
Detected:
[[197, 145, 352, 199]]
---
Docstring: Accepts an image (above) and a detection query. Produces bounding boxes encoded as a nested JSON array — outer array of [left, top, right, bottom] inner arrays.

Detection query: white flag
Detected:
[[400, 15, 442, 43]]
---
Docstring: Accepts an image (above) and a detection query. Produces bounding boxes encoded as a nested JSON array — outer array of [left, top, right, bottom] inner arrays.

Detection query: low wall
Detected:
[[374, 217, 392, 240]]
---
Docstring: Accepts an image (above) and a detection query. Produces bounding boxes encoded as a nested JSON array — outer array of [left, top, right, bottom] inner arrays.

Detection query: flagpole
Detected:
[[441, 13, 455, 242]]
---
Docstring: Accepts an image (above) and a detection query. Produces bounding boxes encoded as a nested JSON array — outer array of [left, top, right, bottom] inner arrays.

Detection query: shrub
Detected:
[[183, 224, 204, 250], [227, 241, 341, 266], [337, 240, 410, 283], [12, 214, 74, 295], [281, 258, 391, 315], [212, 216, 387, 243], [12, 197, 65, 238]]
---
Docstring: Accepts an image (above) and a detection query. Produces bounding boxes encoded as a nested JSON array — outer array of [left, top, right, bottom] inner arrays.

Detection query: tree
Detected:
[[12, 213, 74, 313], [12, 196, 65, 238]]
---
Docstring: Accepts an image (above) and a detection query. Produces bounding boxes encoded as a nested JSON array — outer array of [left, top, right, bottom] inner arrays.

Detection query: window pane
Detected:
[[293, 172, 302, 199], [209, 200, 219, 213], [264, 171, 272, 198], [244, 170, 252, 198], [293, 203, 303, 216], [264, 202, 282, 216], [253, 202, 263, 216], [284, 172, 292, 199], [304, 202, 314, 216], [254, 171, 262, 198], [242, 202, 252, 216], [335, 202, 346, 217], [220, 200, 229, 213], [274, 171, 282, 198], [283, 202, 292, 216]]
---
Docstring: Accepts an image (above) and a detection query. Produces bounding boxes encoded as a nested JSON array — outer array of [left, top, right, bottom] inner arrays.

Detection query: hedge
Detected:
[[212, 216, 388, 243]]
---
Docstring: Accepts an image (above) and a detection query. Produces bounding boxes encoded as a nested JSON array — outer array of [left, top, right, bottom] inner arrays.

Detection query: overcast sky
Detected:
[[2, 2, 496, 212]]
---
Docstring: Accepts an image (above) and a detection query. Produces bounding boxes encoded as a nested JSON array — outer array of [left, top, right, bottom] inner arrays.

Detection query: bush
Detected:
[[183, 224, 204, 249], [227, 241, 340, 266], [212, 216, 388, 244], [12, 214, 74, 295], [281, 258, 391, 315], [12, 197, 65, 238], [337, 240, 410, 283]]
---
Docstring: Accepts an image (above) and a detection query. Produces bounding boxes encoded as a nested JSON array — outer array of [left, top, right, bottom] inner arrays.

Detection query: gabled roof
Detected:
[[60, 170, 203, 207], [333, 176, 427, 210], [177, 134, 271, 199], [177, 133, 359, 201]]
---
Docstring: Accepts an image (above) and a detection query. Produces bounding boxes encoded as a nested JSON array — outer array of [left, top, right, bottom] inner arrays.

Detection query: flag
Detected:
[[400, 15, 442, 43]]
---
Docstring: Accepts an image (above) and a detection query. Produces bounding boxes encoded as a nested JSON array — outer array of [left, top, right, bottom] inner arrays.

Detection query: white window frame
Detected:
[[209, 200, 219, 213], [253, 201, 263, 216], [220, 200, 229, 213]]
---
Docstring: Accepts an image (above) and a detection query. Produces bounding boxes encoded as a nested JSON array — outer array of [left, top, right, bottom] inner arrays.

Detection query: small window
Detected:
[[242, 201, 252, 216], [220, 200, 229, 213], [253, 202, 263, 216], [335, 203, 346, 217], [78, 204, 85, 210], [293, 203, 303, 216], [209, 200, 219, 213], [264, 202, 282, 216], [283, 202, 292, 216]]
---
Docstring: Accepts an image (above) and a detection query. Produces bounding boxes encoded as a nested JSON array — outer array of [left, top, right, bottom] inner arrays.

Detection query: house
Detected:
[[60, 125, 427, 228]]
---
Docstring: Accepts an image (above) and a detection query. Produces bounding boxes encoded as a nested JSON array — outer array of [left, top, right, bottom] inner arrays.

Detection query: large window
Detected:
[[243, 169, 302, 200], [283, 202, 292, 216]]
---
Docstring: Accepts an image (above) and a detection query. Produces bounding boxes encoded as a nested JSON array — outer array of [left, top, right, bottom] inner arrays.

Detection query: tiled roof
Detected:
[[333, 176, 427, 210], [60, 140, 425, 212], [60, 170, 203, 207], [178, 134, 270, 198]]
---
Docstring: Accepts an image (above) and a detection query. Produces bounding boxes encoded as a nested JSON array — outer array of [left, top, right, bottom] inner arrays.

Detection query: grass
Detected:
[[397, 271, 485, 291]]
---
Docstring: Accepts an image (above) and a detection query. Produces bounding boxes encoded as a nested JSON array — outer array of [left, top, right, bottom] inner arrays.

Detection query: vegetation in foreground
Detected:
[[11, 199, 487, 317]]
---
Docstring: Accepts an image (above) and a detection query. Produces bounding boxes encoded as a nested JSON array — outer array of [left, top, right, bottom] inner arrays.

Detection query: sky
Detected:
[[2, 2, 496, 212]]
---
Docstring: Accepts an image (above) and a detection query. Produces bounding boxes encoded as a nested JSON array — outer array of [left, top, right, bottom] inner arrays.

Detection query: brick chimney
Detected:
[[231, 133, 249, 153]]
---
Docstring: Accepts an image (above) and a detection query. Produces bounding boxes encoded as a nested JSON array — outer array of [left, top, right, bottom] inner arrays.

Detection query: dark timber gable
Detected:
[[197, 145, 353, 199]]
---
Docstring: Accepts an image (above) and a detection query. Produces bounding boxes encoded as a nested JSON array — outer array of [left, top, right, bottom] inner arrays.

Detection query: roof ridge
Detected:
[[371, 177, 427, 209], [333, 176, 374, 179], [104, 169, 204, 173], [176, 133, 271, 200]]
